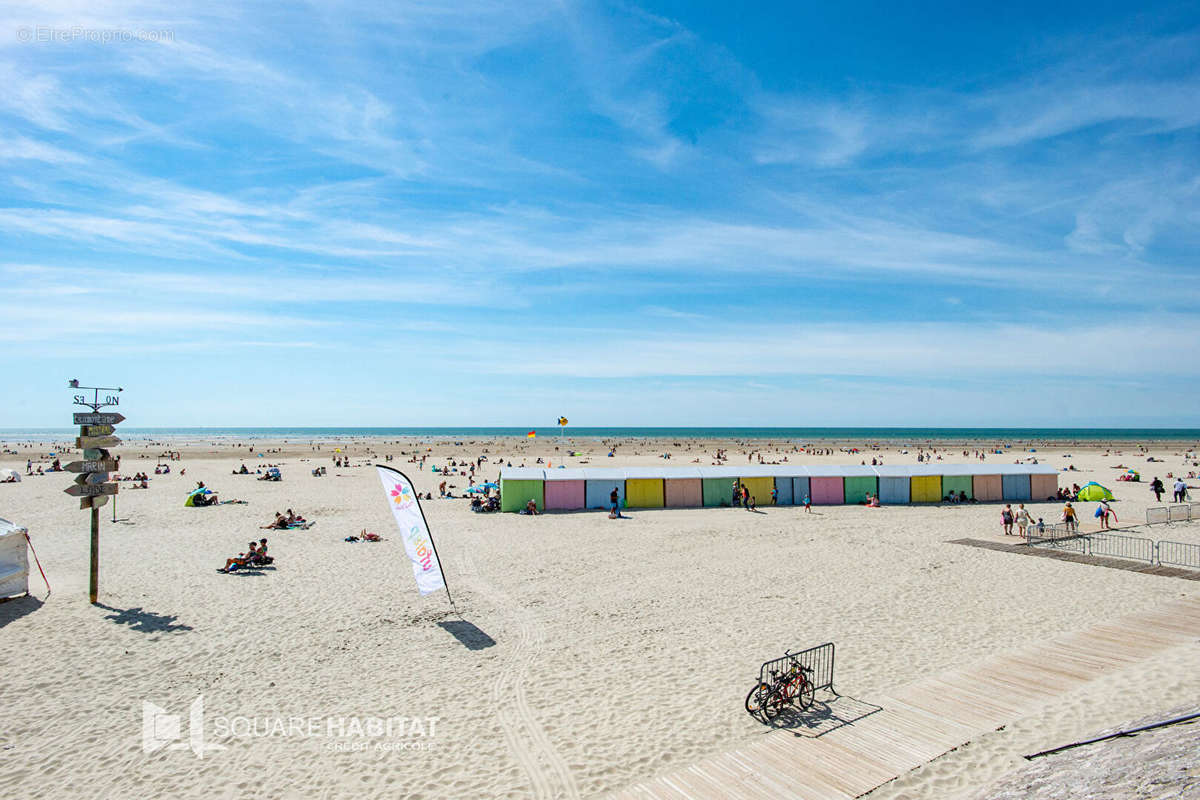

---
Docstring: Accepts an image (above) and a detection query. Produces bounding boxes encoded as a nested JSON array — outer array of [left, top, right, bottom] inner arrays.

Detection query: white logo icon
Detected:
[[142, 696, 224, 758]]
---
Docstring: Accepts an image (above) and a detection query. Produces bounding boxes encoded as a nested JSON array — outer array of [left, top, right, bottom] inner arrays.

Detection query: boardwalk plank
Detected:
[[611, 597, 1200, 799]]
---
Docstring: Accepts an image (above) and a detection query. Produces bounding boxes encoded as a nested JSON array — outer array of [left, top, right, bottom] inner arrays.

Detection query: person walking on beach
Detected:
[[771, 485, 778, 505], [1063, 502, 1078, 533], [1001, 504, 1014, 535], [1152, 477, 1165, 502], [803, 494, 811, 512], [609, 487, 622, 519], [1016, 504, 1031, 538], [742, 485, 751, 510], [1173, 477, 1188, 503], [731, 481, 739, 508]]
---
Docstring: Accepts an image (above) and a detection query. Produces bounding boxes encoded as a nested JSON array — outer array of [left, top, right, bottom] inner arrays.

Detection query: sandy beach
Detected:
[[1, 436, 1198, 799]]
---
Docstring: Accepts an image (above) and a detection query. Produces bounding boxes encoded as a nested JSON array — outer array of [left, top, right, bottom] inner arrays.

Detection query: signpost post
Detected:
[[67, 380, 123, 604]]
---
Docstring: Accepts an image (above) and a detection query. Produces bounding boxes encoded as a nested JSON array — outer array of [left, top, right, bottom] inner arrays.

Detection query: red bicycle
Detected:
[[745, 651, 814, 721]]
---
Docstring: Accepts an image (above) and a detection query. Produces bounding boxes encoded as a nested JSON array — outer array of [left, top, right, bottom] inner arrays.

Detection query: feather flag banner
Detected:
[[375, 466, 448, 598]]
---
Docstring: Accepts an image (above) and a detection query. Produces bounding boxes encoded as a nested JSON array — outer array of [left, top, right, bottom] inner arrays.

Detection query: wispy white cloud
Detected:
[[1, 3, 1197, 426]]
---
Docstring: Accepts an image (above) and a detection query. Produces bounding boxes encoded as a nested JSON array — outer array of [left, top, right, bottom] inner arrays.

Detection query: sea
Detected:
[[3, 427, 1200, 444]]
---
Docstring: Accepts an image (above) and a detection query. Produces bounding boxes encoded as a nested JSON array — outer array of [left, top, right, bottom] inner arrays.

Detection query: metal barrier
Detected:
[[1167, 504, 1192, 523], [1146, 507, 1169, 525], [758, 642, 836, 694], [1192, 502, 1200, 519], [1028, 530, 1153, 562], [1085, 532, 1156, 563], [1158, 540, 1200, 570], [1027, 526, 1088, 553], [1029, 528, 1199, 570]]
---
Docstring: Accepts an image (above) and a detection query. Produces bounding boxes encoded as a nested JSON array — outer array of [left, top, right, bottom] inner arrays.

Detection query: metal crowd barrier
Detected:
[[1085, 532, 1156, 562], [1144, 504, 1199, 525], [1167, 504, 1192, 522], [758, 642, 836, 694], [1029, 529, 1199, 569], [1158, 540, 1200, 570]]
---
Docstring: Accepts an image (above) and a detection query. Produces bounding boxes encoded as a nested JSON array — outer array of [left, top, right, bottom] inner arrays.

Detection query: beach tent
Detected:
[[543, 469, 586, 510], [972, 474, 1003, 502], [0, 518, 30, 599], [500, 467, 545, 513], [184, 487, 214, 507], [874, 466, 911, 504], [1077, 482, 1113, 501], [0, 468, 20, 483]]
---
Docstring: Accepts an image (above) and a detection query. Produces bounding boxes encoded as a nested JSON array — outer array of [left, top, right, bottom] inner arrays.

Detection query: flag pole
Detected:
[[376, 464, 457, 615]]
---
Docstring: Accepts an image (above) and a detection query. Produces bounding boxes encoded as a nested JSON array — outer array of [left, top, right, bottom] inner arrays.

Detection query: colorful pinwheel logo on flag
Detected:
[[390, 482, 414, 508]]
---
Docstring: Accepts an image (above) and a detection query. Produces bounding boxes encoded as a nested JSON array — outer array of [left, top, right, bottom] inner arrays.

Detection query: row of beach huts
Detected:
[[498, 463, 1060, 512]]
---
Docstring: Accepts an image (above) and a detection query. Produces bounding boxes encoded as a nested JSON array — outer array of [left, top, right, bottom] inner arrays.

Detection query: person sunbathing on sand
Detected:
[[219, 542, 258, 572], [253, 538, 274, 565], [261, 511, 288, 529]]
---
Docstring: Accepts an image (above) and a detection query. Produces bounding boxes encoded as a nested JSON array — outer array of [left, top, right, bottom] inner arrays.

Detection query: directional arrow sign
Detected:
[[80, 424, 115, 437], [74, 472, 110, 486], [80, 495, 110, 510], [73, 412, 126, 426], [77, 435, 121, 449], [64, 482, 118, 497], [65, 459, 119, 473]]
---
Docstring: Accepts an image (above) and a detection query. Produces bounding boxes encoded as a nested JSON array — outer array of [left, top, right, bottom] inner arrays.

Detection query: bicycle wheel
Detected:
[[744, 682, 771, 717], [762, 686, 787, 721], [796, 678, 815, 711]]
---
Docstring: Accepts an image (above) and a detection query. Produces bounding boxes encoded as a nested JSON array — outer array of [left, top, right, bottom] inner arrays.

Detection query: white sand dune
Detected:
[[0, 438, 1196, 798]]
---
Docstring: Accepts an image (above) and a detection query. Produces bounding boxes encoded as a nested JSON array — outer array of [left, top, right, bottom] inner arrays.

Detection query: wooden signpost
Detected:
[[67, 380, 123, 604], [65, 482, 119, 497], [76, 435, 122, 449]]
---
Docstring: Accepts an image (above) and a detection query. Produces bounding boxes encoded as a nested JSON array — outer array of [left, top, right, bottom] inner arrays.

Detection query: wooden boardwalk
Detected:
[[611, 595, 1200, 800]]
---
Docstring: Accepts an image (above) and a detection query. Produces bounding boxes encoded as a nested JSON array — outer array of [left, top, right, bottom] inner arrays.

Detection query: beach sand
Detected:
[[0, 437, 1197, 798]]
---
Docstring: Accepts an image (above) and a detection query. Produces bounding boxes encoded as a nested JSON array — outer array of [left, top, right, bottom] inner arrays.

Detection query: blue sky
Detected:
[[2, 1, 1199, 427]]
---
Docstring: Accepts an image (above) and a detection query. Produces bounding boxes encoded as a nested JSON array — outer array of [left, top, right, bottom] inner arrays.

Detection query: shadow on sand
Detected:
[[96, 604, 194, 634], [0, 594, 44, 629], [438, 620, 497, 650], [767, 693, 883, 738]]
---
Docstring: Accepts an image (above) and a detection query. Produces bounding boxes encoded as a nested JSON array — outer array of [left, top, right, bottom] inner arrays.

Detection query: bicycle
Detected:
[[745, 651, 814, 720]]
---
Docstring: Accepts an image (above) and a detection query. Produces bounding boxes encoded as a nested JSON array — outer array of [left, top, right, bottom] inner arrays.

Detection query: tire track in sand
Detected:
[[461, 547, 580, 799]]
